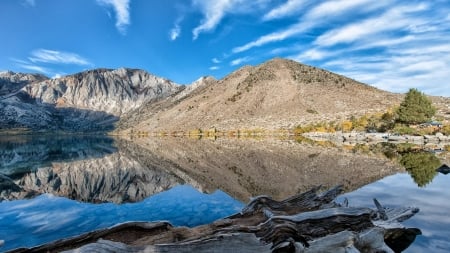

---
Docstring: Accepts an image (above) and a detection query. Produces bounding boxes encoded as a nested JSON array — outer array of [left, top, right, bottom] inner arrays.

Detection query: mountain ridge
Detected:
[[0, 68, 185, 131], [116, 58, 404, 133], [1, 58, 448, 133]]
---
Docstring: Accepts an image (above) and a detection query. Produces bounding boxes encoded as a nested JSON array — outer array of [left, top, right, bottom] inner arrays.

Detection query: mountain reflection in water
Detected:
[[0, 185, 243, 251], [0, 135, 448, 252], [1, 135, 404, 203]]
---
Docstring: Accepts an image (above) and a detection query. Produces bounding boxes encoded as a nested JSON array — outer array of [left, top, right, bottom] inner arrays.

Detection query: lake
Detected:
[[0, 135, 449, 252]]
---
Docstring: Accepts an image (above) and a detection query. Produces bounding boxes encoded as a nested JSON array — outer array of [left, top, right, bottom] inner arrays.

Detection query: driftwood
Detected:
[[9, 186, 420, 253]]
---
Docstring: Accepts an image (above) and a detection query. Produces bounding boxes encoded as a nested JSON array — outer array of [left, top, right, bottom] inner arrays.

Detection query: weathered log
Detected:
[[8, 186, 420, 253], [237, 185, 343, 217]]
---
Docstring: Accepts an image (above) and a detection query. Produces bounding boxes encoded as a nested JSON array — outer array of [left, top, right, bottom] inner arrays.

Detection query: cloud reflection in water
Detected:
[[0, 185, 243, 251], [339, 173, 450, 253]]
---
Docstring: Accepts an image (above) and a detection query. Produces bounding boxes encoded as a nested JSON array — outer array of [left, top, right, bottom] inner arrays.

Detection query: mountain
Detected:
[[0, 71, 48, 96], [116, 58, 402, 133], [115, 75, 217, 131], [24, 68, 182, 115], [0, 68, 183, 131], [2, 58, 448, 133], [0, 137, 195, 203]]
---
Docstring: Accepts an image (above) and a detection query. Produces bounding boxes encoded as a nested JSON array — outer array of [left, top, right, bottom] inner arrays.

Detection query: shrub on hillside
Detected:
[[396, 88, 436, 124]]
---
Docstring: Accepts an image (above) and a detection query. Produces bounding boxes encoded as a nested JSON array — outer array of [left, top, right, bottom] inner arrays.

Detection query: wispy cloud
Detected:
[[263, 0, 310, 21], [191, 0, 270, 40], [291, 48, 336, 61], [96, 0, 131, 35], [11, 49, 92, 77], [212, 58, 221, 64], [230, 56, 251, 66], [304, 0, 381, 20], [169, 16, 183, 41], [232, 22, 311, 53], [16, 63, 51, 74], [314, 4, 428, 47], [232, 0, 385, 53], [29, 49, 91, 66], [209, 66, 220, 70], [192, 0, 233, 40], [170, 24, 181, 41], [317, 40, 450, 95]]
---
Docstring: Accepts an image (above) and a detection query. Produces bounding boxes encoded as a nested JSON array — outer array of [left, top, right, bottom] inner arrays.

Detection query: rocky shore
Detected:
[[303, 131, 450, 144]]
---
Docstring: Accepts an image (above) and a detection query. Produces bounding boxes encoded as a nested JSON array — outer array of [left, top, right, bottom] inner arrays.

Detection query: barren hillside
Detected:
[[118, 58, 402, 133]]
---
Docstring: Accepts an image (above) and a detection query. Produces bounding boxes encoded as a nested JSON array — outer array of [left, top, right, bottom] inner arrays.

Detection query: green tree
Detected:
[[400, 152, 440, 187], [396, 88, 436, 124]]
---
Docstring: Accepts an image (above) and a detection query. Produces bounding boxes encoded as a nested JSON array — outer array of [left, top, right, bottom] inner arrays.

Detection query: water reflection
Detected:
[[0, 185, 243, 252], [1, 135, 404, 203], [0, 135, 187, 203], [125, 137, 404, 201], [339, 173, 450, 253], [323, 140, 448, 188], [437, 164, 450, 175], [399, 152, 440, 187], [0, 135, 116, 177], [0, 135, 448, 252]]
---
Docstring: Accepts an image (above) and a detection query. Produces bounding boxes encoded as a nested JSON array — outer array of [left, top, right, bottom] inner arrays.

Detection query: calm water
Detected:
[[0, 185, 242, 251], [0, 135, 448, 252], [339, 173, 450, 253]]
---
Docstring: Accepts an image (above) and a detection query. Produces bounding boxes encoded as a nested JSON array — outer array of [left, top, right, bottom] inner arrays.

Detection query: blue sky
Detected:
[[1, 0, 449, 96]]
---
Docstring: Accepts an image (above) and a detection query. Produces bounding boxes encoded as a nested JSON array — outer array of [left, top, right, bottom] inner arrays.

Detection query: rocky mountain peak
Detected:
[[0, 68, 184, 131], [0, 71, 48, 97], [23, 68, 183, 116], [0, 71, 48, 83], [119, 57, 402, 132]]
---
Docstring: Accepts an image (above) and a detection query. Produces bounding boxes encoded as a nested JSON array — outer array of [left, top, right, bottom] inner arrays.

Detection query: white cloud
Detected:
[[11, 58, 51, 75], [305, 0, 378, 20], [191, 0, 270, 40], [212, 58, 221, 64], [192, 0, 234, 40], [263, 0, 310, 21], [232, 22, 312, 53], [10, 58, 30, 65], [209, 66, 220, 70], [52, 73, 66, 79], [17, 64, 51, 74], [29, 49, 91, 66], [170, 25, 181, 41], [291, 48, 333, 61], [399, 61, 445, 73], [169, 16, 184, 41], [318, 40, 450, 96], [354, 35, 416, 50], [314, 4, 428, 47], [232, 0, 386, 53], [96, 0, 130, 35], [230, 56, 251, 66]]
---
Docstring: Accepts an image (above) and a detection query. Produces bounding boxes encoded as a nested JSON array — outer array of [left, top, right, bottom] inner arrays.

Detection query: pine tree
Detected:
[[396, 88, 435, 124]]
